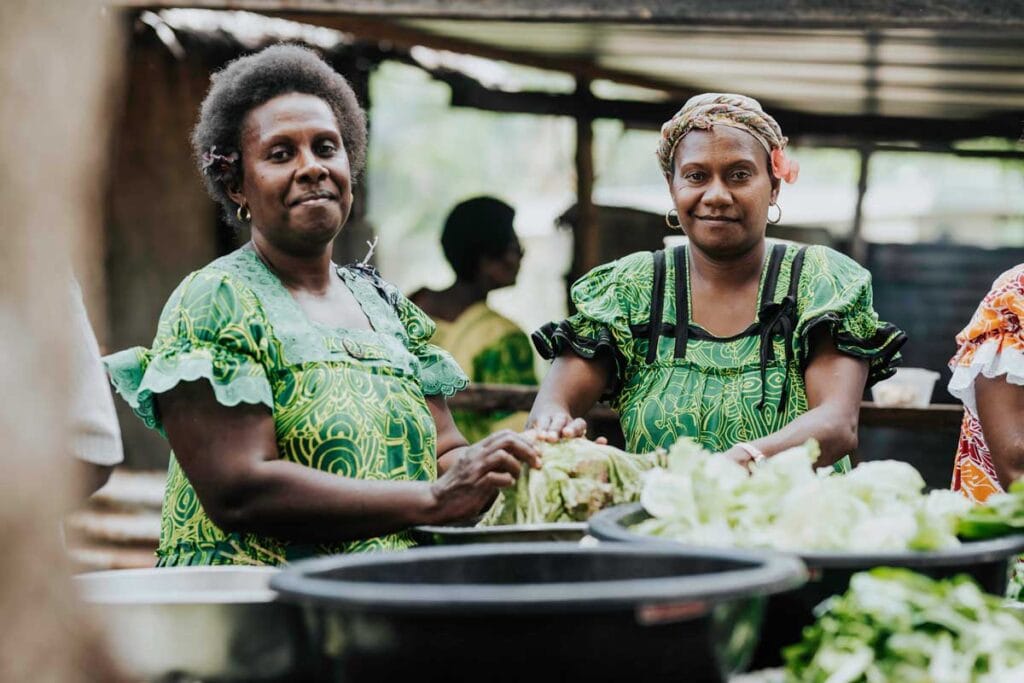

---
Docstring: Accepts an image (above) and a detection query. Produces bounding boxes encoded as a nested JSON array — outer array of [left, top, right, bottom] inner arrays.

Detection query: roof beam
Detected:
[[118, 1, 1024, 30], [267, 12, 703, 99], [436, 69, 1024, 142]]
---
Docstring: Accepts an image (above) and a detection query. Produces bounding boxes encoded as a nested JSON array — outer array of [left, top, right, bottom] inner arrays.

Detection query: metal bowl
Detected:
[[74, 566, 307, 681], [411, 519, 587, 544], [589, 503, 1024, 668], [271, 542, 806, 683]]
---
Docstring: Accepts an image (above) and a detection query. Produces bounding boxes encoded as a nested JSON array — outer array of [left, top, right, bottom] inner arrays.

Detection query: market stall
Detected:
[[68, 2, 1024, 681]]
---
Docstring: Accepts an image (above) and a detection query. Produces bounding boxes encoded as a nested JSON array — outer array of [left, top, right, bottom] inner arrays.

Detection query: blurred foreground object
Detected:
[[0, 1, 124, 680]]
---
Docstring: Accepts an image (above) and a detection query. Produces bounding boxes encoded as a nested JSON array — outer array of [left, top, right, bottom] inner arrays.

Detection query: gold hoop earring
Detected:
[[767, 202, 782, 225], [665, 208, 683, 230], [236, 203, 251, 223]]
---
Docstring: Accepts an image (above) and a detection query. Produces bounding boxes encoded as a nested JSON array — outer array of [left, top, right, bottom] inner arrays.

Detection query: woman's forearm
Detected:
[[746, 402, 859, 466], [159, 383, 444, 543], [528, 353, 611, 425], [746, 333, 867, 466], [209, 459, 440, 542], [975, 374, 1024, 489]]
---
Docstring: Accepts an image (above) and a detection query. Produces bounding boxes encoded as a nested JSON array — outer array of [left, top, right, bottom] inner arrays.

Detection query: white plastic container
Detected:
[[871, 367, 941, 407]]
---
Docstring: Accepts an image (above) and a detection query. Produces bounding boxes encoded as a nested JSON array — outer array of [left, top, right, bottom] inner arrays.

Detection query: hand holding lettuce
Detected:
[[477, 438, 663, 526]]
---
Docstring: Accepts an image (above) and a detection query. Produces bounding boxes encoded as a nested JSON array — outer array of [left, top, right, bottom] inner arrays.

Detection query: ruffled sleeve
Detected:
[[948, 264, 1024, 416], [103, 270, 274, 435], [794, 246, 907, 386], [532, 252, 647, 395], [391, 291, 469, 398]]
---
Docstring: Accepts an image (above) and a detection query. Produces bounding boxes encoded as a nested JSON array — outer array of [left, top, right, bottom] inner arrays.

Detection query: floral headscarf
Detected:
[[657, 93, 799, 184]]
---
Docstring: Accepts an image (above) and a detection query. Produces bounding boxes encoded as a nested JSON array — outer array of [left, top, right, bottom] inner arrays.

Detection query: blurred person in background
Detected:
[[104, 46, 539, 567], [948, 264, 1024, 599], [528, 93, 905, 469], [411, 196, 537, 442], [69, 278, 124, 496]]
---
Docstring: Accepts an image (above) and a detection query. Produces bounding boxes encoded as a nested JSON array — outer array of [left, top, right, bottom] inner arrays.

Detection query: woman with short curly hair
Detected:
[[105, 45, 540, 566], [191, 43, 368, 231]]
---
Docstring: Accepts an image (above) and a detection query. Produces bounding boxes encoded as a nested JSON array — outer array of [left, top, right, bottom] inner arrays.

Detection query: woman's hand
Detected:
[[428, 430, 542, 523], [722, 445, 755, 471], [527, 353, 613, 443], [528, 411, 589, 443]]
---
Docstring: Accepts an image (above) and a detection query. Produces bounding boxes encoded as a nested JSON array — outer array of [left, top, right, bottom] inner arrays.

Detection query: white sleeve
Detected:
[[68, 280, 124, 466], [948, 339, 1024, 418]]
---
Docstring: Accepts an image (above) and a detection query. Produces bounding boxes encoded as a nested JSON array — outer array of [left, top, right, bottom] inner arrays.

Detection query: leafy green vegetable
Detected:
[[959, 479, 1024, 541], [634, 438, 973, 552], [477, 438, 663, 526], [783, 568, 1024, 683]]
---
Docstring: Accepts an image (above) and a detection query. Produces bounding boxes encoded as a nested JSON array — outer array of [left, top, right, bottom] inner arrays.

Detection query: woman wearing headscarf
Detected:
[[529, 93, 905, 468], [411, 196, 537, 443], [948, 264, 1024, 598], [104, 46, 540, 566]]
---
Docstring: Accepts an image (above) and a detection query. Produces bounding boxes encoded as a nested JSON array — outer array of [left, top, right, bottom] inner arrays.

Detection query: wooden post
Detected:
[[850, 30, 880, 265], [571, 77, 598, 310], [850, 145, 872, 265]]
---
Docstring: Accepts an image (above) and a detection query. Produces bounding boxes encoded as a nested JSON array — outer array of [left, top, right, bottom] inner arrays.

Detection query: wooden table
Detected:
[[447, 383, 965, 432]]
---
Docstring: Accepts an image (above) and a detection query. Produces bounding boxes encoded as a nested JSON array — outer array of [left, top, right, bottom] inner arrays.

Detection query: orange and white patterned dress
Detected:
[[948, 264, 1024, 503]]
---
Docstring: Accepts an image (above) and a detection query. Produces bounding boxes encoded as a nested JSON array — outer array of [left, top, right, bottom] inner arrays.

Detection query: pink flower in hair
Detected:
[[200, 146, 239, 183], [771, 148, 800, 184]]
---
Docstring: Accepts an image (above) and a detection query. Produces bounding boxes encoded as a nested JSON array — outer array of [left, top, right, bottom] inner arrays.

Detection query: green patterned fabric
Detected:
[[105, 246, 468, 566], [534, 241, 905, 455], [455, 328, 537, 442], [428, 302, 537, 443]]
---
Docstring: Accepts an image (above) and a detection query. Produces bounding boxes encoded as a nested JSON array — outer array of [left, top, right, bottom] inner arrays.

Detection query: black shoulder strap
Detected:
[[646, 250, 667, 364], [787, 246, 809, 300], [755, 244, 809, 413], [672, 245, 689, 359], [760, 243, 788, 309]]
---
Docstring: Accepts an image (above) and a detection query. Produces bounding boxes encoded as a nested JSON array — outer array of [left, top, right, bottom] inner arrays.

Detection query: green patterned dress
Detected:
[[429, 302, 538, 443], [105, 246, 468, 566], [533, 241, 905, 455]]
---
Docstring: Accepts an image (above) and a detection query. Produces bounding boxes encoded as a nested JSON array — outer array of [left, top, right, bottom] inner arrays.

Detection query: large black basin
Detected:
[[589, 503, 1024, 668], [271, 542, 805, 682]]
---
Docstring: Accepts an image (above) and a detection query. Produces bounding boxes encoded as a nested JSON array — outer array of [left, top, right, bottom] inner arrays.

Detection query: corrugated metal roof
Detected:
[[118, 2, 1024, 141], [395, 21, 1024, 122]]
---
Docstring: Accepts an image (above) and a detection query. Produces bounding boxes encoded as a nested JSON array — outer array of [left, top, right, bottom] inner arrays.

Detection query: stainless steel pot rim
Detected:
[[270, 541, 808, 614], [74, 565, 281, 604], [589, 503, 1024, 568]]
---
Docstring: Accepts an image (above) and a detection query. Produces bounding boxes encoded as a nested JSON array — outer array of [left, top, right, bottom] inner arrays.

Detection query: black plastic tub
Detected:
[[271, 542, 805, 683], [589, 503, 1024, 668]]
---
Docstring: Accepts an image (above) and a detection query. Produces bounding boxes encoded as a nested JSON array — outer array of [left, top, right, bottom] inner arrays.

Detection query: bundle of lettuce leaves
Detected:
[[633, 438, 977, 552], [784, 568, 1024, 682], [477, 438, 663, 526], [958, 479, 1024, 540]]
